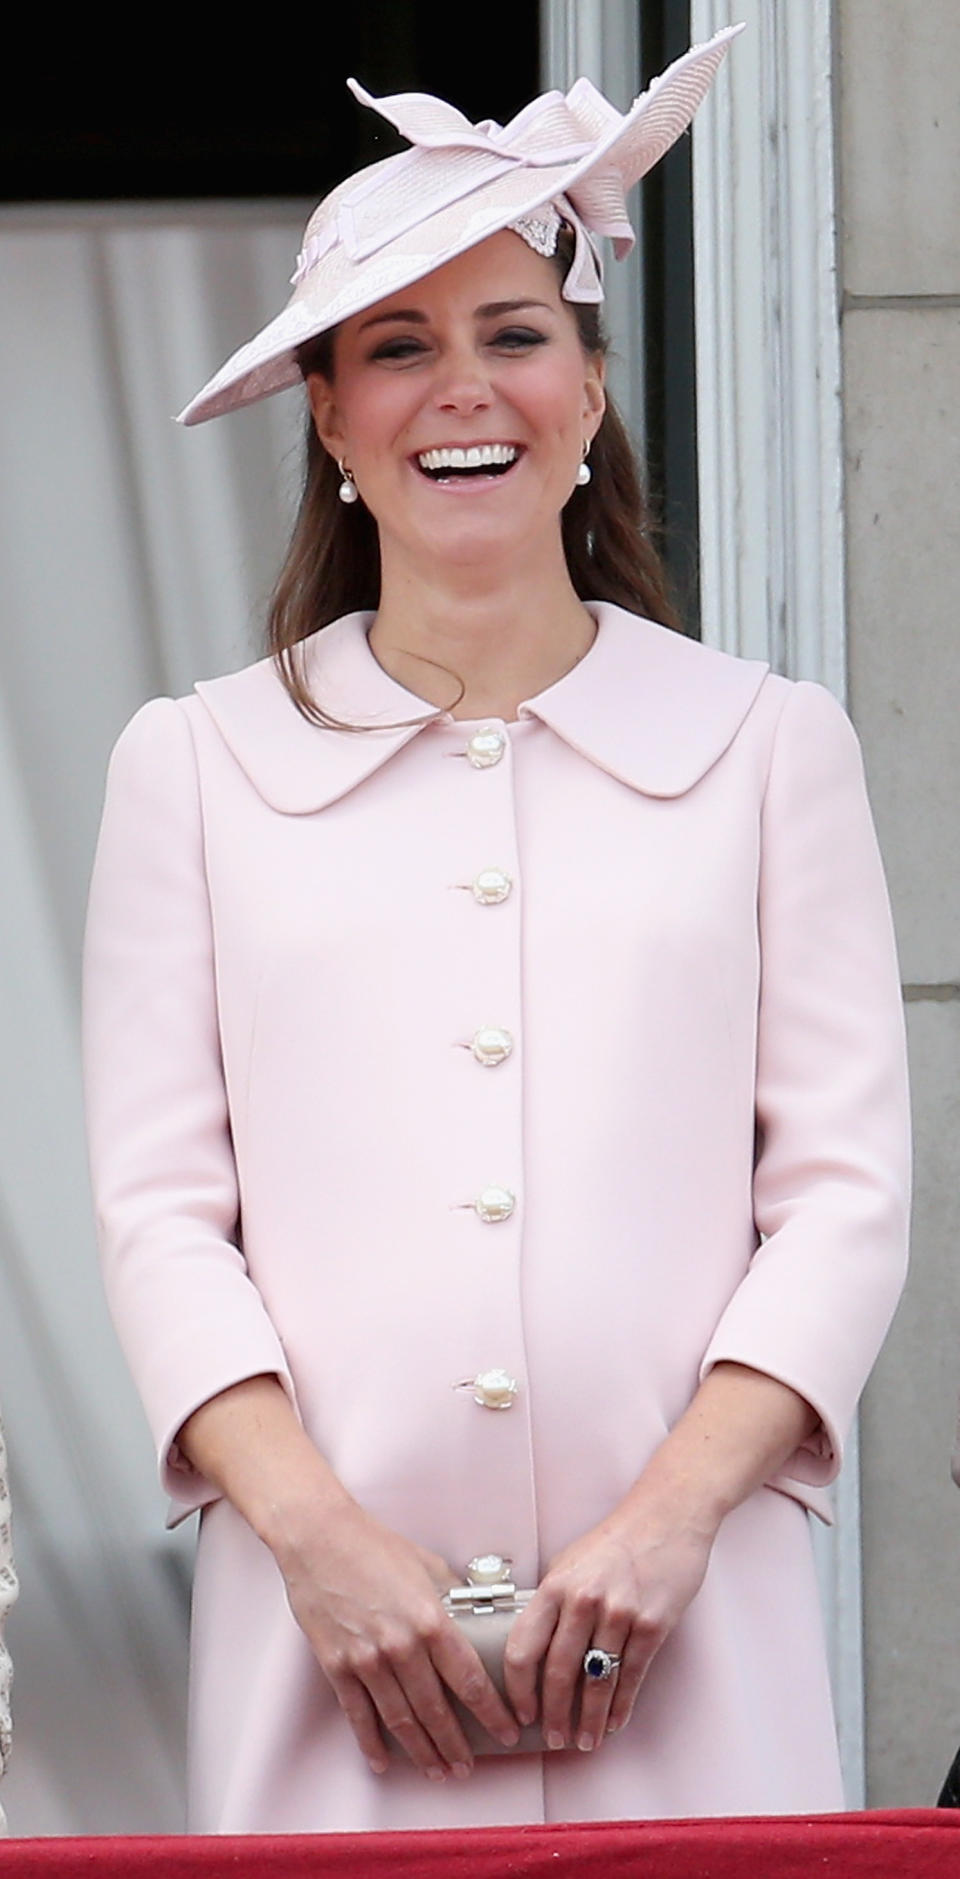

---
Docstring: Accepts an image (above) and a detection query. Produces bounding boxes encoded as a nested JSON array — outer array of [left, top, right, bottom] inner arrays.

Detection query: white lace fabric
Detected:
[[0, 1415, 16, 1833]]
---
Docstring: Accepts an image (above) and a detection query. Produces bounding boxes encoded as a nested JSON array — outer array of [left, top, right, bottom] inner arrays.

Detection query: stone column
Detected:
[[837, 0, 960, 1807]]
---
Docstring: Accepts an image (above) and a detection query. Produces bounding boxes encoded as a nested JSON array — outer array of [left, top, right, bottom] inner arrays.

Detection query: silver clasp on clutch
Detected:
[[445, 1554, 519, 1614], [444, 1582, 520, 1616]]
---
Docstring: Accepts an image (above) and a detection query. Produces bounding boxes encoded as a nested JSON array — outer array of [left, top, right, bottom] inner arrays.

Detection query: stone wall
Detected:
[[837, 0, 960, 1806]]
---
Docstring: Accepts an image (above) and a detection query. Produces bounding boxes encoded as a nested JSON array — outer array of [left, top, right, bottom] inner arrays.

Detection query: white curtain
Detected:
[[0, 201, 309, 1834]]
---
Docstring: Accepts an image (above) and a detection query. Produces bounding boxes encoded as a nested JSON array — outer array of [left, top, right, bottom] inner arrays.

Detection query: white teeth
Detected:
[[417, 444, 519, 472]]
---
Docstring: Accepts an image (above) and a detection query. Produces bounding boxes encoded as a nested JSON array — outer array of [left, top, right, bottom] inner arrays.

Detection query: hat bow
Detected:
[[292, 76, 643, 288]]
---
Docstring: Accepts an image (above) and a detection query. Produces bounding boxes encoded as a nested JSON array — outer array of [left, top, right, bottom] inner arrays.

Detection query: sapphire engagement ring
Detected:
[[582, 1647, 622, 1682]]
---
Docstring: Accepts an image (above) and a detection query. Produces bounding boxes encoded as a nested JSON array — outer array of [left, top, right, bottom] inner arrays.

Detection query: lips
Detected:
[[415, 443, 522, 480]]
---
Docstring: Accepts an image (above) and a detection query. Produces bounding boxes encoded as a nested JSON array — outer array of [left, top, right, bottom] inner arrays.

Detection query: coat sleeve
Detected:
[[82, 697, 298, 1509], [699, 680, 911, 1487]]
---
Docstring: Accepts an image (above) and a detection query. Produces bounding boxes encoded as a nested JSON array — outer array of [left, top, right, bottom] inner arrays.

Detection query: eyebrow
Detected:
[[357, 298, 555, 332]]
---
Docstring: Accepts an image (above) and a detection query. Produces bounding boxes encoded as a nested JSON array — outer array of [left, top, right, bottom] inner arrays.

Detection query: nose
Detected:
[[432, 343, 493, 414]]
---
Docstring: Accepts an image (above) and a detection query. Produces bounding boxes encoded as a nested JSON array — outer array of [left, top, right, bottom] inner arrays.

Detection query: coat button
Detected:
[[466, 727, 506, 768], [472, 868, 512, 905], [475, 1185, 516, 1223], [466, 1554, 513, 1585], [471, 1026, 514, 1067], [472, 1369, 518, 1409]]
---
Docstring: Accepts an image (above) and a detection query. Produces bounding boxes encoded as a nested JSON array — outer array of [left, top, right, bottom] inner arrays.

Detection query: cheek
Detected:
[[519, 357, 592, 436], [336, 377, 419, 461]]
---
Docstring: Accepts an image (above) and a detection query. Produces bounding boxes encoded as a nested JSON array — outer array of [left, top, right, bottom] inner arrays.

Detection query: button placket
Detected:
[[446, 719, 526, 1422]]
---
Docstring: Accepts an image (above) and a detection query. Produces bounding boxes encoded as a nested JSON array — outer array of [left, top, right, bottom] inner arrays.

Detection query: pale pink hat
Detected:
[[178, 23, 742, 427]]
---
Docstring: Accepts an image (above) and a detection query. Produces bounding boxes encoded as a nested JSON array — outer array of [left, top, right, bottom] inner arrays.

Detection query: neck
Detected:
[[368, 535, 597, 721]]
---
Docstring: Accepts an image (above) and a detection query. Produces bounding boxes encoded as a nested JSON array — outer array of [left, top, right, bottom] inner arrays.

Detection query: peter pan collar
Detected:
[[194, 605, 770, 814]]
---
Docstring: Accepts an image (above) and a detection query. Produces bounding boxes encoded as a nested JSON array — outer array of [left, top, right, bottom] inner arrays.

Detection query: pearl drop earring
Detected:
[[575, 442, 592, 487], [338, 459, 359, 504]]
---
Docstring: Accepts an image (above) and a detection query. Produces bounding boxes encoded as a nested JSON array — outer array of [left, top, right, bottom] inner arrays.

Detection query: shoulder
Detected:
[[102, 640, 290, 805], [568, 606, 864, 801], [103, 695, 200, 804], [539, 604, 778, 797], [760, 676, 871, 817], [93, 697, 210, 875], [108, 617, 423, 817]]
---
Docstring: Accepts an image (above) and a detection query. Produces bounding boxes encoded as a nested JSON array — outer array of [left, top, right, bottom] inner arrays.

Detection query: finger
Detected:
[[606, 1629, 659, 1735], [326, 1671, 391, 1776], [502, 1592, 560, 1726], [574, 1631, 631, 1751], [421, 1550, 458, 1597], [393, 1650, 476, 1775], [538, 1599, 598, 1749], [353, 1661, 450, 1780], [431, 1622, 521, 1748]]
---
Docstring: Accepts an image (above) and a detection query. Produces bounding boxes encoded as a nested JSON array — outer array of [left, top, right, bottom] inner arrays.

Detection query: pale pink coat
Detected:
[[82, 605, 911, 1833]]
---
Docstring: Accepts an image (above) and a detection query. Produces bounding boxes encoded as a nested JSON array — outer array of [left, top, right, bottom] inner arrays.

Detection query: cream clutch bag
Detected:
[[386, 1559, 551, 1758], [441, 1579, 544, 1755]]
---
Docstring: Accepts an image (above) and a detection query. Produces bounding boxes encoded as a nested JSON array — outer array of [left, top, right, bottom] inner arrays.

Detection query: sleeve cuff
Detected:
[[156, 1355, 300, 1509]]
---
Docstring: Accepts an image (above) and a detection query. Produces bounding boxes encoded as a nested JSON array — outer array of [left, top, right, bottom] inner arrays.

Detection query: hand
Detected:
[[276, 1499, 520, 1778], [503, 1493, 715, 1752]]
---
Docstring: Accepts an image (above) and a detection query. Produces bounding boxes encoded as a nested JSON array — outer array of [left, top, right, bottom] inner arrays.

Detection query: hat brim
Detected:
[[178, 24, 741, 426]]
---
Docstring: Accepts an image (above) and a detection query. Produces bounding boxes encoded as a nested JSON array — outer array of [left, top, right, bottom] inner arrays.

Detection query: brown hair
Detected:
[[267, 232, 683, 724]]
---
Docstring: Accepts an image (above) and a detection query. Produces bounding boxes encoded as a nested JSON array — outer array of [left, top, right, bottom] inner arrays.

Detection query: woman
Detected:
[[83, 29, 911, 1835]]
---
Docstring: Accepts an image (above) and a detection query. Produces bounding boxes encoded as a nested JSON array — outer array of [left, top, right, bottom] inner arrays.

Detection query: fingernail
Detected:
[[546, 1730, 566, 1752], [500, 1728, 520, 1748], [606, 1719, 621, 1735], [425, 1767, 446, 1782], [452, 1762, 472, 1780], [368, 1758, 388, 1775], [577, 1732, 594, 1753], [516, 1709, 535, 1728]]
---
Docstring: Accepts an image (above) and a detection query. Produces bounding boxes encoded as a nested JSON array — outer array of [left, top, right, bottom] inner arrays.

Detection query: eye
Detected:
[[370, 336, 430, 363], [491, 327, 548, 351]]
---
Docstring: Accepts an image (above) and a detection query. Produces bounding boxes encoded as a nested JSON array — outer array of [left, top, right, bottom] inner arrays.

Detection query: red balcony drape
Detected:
[[0, 1811, 958, 1877]]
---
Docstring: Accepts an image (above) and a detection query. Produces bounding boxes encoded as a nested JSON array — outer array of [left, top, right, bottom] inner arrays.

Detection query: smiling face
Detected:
[[306, 230, 605, 581]]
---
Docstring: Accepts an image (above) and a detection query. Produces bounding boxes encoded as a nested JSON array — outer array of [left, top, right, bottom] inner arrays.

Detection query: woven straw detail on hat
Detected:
[[178, 23, 743, 426]]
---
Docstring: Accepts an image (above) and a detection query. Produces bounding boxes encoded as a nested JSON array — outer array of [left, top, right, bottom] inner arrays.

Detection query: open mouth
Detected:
[[415, 444, 522, 482]]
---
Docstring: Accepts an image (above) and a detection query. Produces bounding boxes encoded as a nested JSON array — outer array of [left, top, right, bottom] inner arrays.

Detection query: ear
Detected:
[[306, 374, 346, 462], [582, 353, 606, 443]]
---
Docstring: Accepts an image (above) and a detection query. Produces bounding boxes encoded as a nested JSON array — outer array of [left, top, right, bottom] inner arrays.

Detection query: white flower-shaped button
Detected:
[[471, 868, 512, 905], [470, 1369, 518, 1409], [470, 1026, 514, 1067], [466, 727, 506, 769], [466, 1554, 513, 1585], [474, 1185, 516, 1223]]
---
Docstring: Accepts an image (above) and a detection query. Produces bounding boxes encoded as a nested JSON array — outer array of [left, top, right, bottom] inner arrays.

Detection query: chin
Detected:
[[417, 514, 540, 568]]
